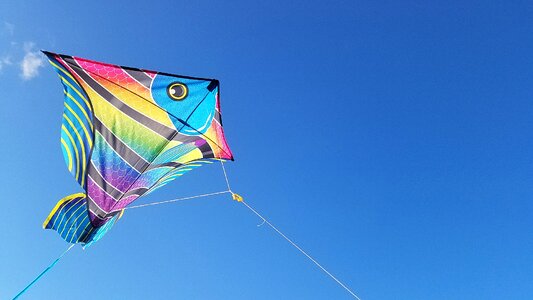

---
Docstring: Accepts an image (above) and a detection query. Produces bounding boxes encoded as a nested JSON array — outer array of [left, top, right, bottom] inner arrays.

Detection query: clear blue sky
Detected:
[[1, 1, 532, 299]]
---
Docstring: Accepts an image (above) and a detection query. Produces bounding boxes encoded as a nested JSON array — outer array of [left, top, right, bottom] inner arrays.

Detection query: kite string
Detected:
[[240, 201, 361, 300], [13, 189, 231, 298], [121, 160, 233, 211], [13, 244, 75, 300], [219, 161, 362, 300], [117, 161, 362, 299], [124, 190, 231, 210], [220, 160, 232, 191]]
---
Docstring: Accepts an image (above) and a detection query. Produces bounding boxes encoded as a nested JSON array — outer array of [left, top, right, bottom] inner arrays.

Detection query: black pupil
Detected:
[[171, 85, 184, 98]]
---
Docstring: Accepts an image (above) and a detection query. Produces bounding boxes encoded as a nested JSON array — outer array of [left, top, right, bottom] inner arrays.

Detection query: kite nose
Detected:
[[207, 80, 219, 92]]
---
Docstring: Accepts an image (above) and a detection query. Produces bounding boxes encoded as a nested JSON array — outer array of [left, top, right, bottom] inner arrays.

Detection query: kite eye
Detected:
[[167, 82, 188, 100]]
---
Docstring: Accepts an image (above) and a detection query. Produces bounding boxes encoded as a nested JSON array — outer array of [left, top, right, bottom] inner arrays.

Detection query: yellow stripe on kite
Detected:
[[50, 59, 91, 110], [62, 124, 80, 181], [68, 213, 89, 243], [59, 198, 88, 237], [49, 59, 77, 83], [59, 75, 92, 112], [64, 90, 93, 131], [55, 197, 85, 232], [65, 102, 93, 147], [42, 193, 85, 229], [61, 138, 73, 171], [63, 114, 87, 186]]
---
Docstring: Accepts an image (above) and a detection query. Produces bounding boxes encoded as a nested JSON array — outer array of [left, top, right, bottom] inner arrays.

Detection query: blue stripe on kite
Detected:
[[152, 143, 198, 165], [44, 195, 111, 245], [54, 198, 85, 231], [64, 210, 88, 242], [45, 196, 91, 244], [63, 94, 92, 129], [62, 83, 92, 122], [63, 106, 91, 150], [145, 160, 213, 195], [60, 129, 79, 174], [62, 115, 88, 187], [48, 56, 92, 115], [48, 55, 94, 189], [83, 214, 119, 248], [68, 215, 91, 243], [57, 199, 87, 239], [129, 167, 171, 192]]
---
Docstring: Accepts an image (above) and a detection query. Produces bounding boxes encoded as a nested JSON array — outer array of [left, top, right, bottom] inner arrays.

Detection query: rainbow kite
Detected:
[[14, 52, 359, 300], [42, 51, 233, 247]]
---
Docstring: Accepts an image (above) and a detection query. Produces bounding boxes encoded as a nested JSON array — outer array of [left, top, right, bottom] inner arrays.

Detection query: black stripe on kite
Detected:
[[62, 56, 178, 140], [123, 68, 153, 89], [87, 162, 123, 200], [93, 117, 149, 173]]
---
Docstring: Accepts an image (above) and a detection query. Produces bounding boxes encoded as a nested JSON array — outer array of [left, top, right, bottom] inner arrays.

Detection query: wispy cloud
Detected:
[[20, 42, 44, 80], [2, 21, 14, 36], [0, 21, 46, 80], [0, 56, 12, 71]]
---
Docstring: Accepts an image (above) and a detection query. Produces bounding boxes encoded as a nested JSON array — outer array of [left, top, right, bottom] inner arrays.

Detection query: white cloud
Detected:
[[20, 42, 44, 80]]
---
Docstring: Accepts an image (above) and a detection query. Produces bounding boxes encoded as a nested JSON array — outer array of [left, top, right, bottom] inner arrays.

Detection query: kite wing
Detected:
[[42, 51, 233, 246]]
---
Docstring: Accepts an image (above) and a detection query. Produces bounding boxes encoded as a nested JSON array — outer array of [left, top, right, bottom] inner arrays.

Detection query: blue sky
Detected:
[[1, 1, 533, 299]]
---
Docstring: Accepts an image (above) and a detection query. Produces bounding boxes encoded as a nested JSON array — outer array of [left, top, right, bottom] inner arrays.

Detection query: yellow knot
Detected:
[[232, 193, 243, 202]]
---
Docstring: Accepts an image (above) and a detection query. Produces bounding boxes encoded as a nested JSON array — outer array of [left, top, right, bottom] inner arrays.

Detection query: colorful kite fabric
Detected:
[[42, 51, 233, 247]]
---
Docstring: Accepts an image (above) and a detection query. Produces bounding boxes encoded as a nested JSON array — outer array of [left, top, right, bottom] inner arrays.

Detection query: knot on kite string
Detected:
[[220, 160, 245, 203], [256, 218, 266, 227]]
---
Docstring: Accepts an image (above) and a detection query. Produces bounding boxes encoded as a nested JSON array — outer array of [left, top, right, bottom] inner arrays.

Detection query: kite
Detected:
[[41, 51, 233, 247], [13, 52, 360, 300]]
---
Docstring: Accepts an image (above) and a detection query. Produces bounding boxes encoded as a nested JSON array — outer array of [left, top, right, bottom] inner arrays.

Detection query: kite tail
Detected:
[[12, 244, 75, 299], [42, 193, 94, 244], [43, 193, 124, 247]]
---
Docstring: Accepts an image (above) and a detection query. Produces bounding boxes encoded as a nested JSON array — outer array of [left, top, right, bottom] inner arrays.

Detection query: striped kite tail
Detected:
[[42, 193, 94, 244], [43, 193, 124, 247]]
